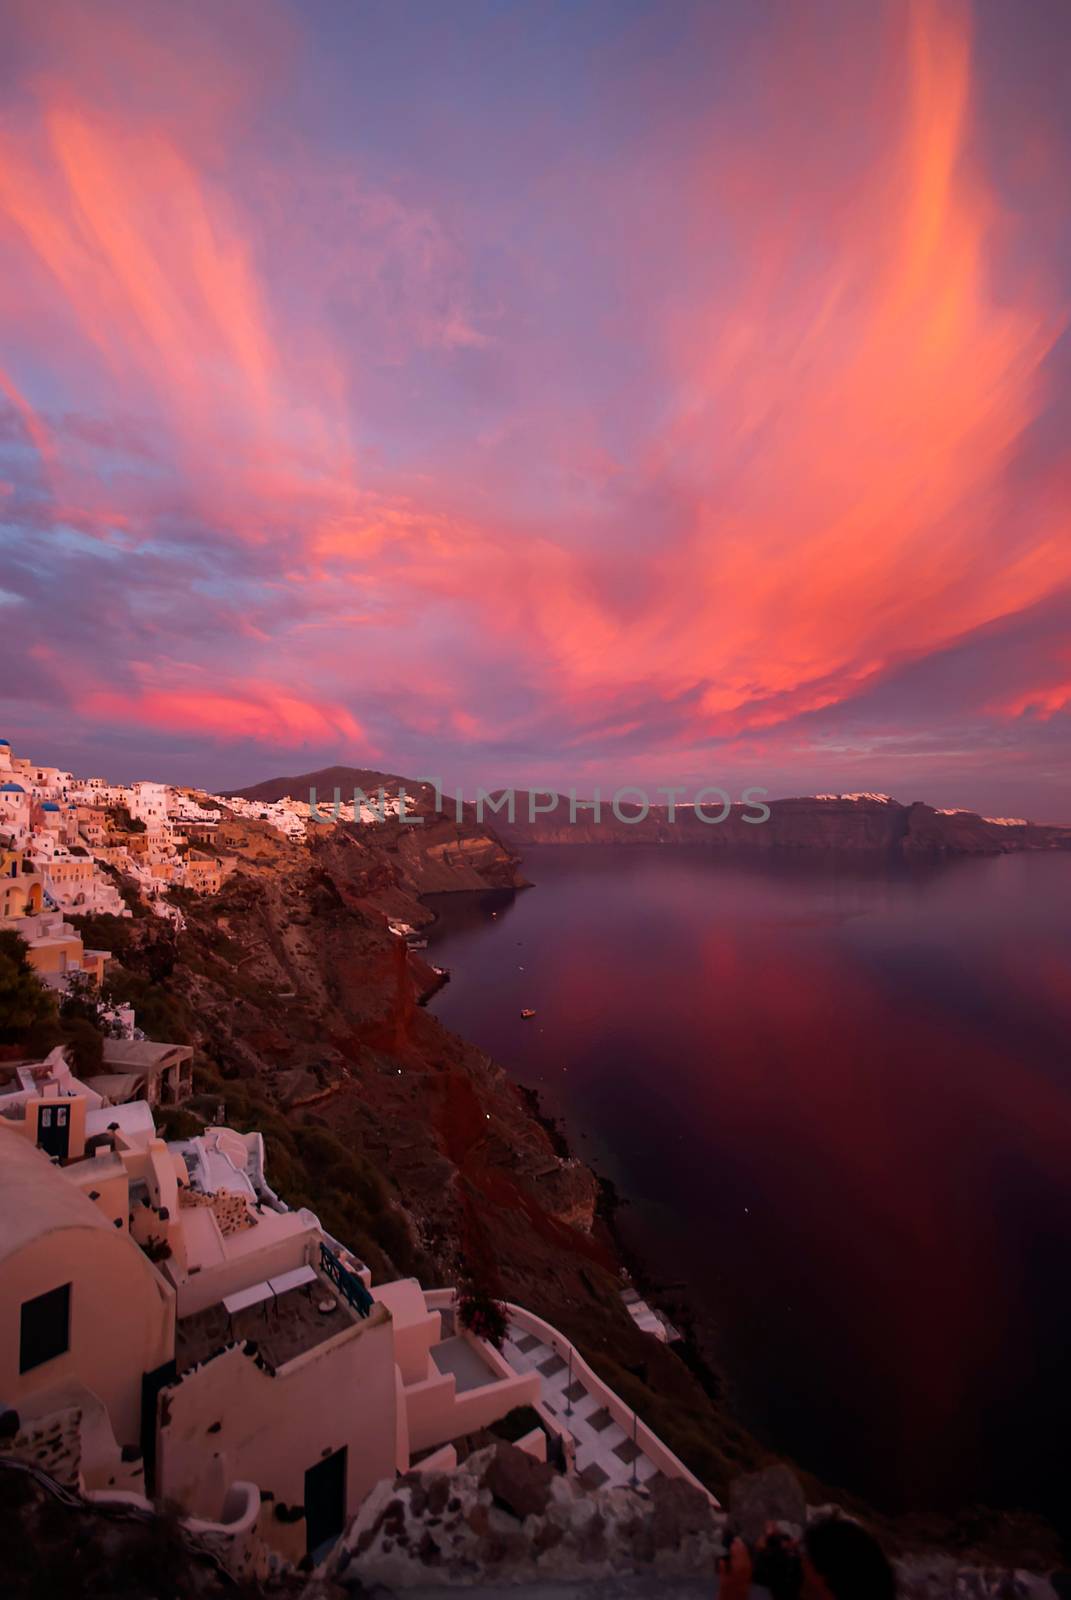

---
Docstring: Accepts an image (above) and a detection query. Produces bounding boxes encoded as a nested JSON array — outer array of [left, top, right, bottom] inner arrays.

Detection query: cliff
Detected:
[[493, 792, 1071, 856], [230, 768, 1071, 856]]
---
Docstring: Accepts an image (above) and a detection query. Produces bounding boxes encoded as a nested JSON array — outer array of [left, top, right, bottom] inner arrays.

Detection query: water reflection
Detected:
[[426, 847, 1071, 1521]]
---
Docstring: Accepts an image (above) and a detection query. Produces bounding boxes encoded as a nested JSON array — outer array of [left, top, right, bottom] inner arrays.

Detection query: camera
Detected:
[[723, 1524, 803, 1599]]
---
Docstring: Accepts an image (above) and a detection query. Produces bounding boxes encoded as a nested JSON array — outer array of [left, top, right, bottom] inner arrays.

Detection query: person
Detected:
[[717, 1515, 896, 1599]]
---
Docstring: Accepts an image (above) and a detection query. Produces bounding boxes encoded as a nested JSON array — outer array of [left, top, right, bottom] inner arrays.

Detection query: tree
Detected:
[[0, 931, 56, 1044], [59, 970, 108, 1029], [58, 1016, 104, 1077], [59, 971, 123, 1038]]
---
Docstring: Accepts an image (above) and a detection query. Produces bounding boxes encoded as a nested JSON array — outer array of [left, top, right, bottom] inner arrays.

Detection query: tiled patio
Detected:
[[501, 1322, 664, 1492]]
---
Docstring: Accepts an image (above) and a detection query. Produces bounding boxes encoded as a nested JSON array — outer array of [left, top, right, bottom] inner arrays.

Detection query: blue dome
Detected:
[[41, 801, 60, 811], [0, 782, 26, 793], [0, 738, 10, 746]]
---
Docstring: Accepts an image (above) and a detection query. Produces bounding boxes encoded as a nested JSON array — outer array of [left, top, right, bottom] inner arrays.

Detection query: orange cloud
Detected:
[[79, 681, 367, 747], [1, 0, 1068, 791], [551, 0, 1069, 734], [284, 4, 1071, 751], [0, 364, 53, 466]]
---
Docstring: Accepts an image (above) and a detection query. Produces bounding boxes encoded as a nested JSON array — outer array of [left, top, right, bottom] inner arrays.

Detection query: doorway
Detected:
[[38, 1104, 70, 1161], [304, 1446, 347, 1560]]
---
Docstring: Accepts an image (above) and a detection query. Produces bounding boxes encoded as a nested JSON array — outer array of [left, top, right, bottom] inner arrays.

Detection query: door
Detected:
[[140, 1359, 177, 1496], [38, 1104, 70, 1161], [304, 1446, 347, 1560]]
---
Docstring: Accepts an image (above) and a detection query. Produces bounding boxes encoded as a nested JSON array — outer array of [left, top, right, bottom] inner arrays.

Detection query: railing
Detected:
[[320, 1242, 374, 1317]]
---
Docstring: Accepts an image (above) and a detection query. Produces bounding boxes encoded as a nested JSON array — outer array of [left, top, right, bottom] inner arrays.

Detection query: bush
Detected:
[[154, 1106, 203, 1141], [457, 1282, 509, 1349], [490, 1405, 542, 1444]]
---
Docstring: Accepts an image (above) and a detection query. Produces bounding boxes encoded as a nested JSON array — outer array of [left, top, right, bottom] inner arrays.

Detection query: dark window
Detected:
[[19, 1284, 71, 1373]]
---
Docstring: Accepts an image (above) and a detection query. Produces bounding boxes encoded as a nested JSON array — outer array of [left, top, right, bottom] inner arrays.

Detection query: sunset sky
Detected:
[[2, 0, 1070, 817]]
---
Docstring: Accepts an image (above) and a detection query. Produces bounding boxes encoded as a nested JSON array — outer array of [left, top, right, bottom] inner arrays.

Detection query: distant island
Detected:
[[233, 768, 1071, 858]]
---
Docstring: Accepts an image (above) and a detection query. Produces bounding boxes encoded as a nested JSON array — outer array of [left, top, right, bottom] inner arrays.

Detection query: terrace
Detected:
[[430, 1333, 504, 1393], [176, 1264, 363, 1375]]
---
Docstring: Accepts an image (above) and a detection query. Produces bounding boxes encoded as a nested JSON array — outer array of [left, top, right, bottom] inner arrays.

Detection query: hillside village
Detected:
[[0, 736, 733, 1590]]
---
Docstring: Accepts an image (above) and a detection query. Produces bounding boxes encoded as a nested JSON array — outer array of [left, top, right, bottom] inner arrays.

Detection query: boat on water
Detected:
[[520, 1008, 536, 1019]]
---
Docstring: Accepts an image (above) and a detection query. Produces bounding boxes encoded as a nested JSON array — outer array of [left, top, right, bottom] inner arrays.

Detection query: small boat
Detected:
[[520, 1008, 536, 1020]]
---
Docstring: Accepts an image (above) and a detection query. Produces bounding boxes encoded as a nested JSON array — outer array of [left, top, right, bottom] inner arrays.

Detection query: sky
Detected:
[[1, 0, 1070, 818]]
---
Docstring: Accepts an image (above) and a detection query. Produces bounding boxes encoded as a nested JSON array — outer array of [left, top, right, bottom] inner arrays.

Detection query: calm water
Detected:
[[427, 846, 1071, 1522]]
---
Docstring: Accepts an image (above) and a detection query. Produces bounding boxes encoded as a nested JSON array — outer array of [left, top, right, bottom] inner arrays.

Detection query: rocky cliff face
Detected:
[[493, 792, 1071, 856], [330, 1447, 1064, 1598]]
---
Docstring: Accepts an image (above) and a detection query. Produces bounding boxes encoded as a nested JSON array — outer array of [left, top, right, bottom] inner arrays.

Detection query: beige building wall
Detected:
[[157, 1303, 398, 1561], [0, 1135, 175, 1447], [401, 1358, 539, 1458]]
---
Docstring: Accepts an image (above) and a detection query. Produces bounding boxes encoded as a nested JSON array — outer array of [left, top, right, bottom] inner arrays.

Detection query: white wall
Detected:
[[402, 1363, 540, 1457], [157, 1303, 398, 1562], [0, 1225, 175, 1446]]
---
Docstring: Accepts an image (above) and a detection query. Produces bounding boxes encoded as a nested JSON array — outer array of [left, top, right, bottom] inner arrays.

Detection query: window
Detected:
[[19, 1284, 71, 1373]]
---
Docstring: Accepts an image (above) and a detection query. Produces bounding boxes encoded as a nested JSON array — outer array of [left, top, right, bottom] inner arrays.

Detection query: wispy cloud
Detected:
[[1, 0, 1069, 812]]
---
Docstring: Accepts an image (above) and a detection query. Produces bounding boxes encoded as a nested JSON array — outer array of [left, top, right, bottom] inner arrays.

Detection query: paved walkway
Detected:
[[501, 1319, 662, 1493]]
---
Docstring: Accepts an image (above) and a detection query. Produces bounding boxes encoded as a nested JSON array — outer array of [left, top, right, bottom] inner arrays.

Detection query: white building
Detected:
[[0, 1063, 546, 1568], [127, 782, 169, 827], [0, 781, 31, 843]]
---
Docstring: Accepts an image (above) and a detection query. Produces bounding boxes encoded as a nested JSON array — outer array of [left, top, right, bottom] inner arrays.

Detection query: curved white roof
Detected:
[[0, 1128, 112, 1262]]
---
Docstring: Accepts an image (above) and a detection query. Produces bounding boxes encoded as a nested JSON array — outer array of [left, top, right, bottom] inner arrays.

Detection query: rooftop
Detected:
[[175, 1270, 368, 1374], [172, 1197, 311, 1275], [101, 1038, 194, 1073]]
